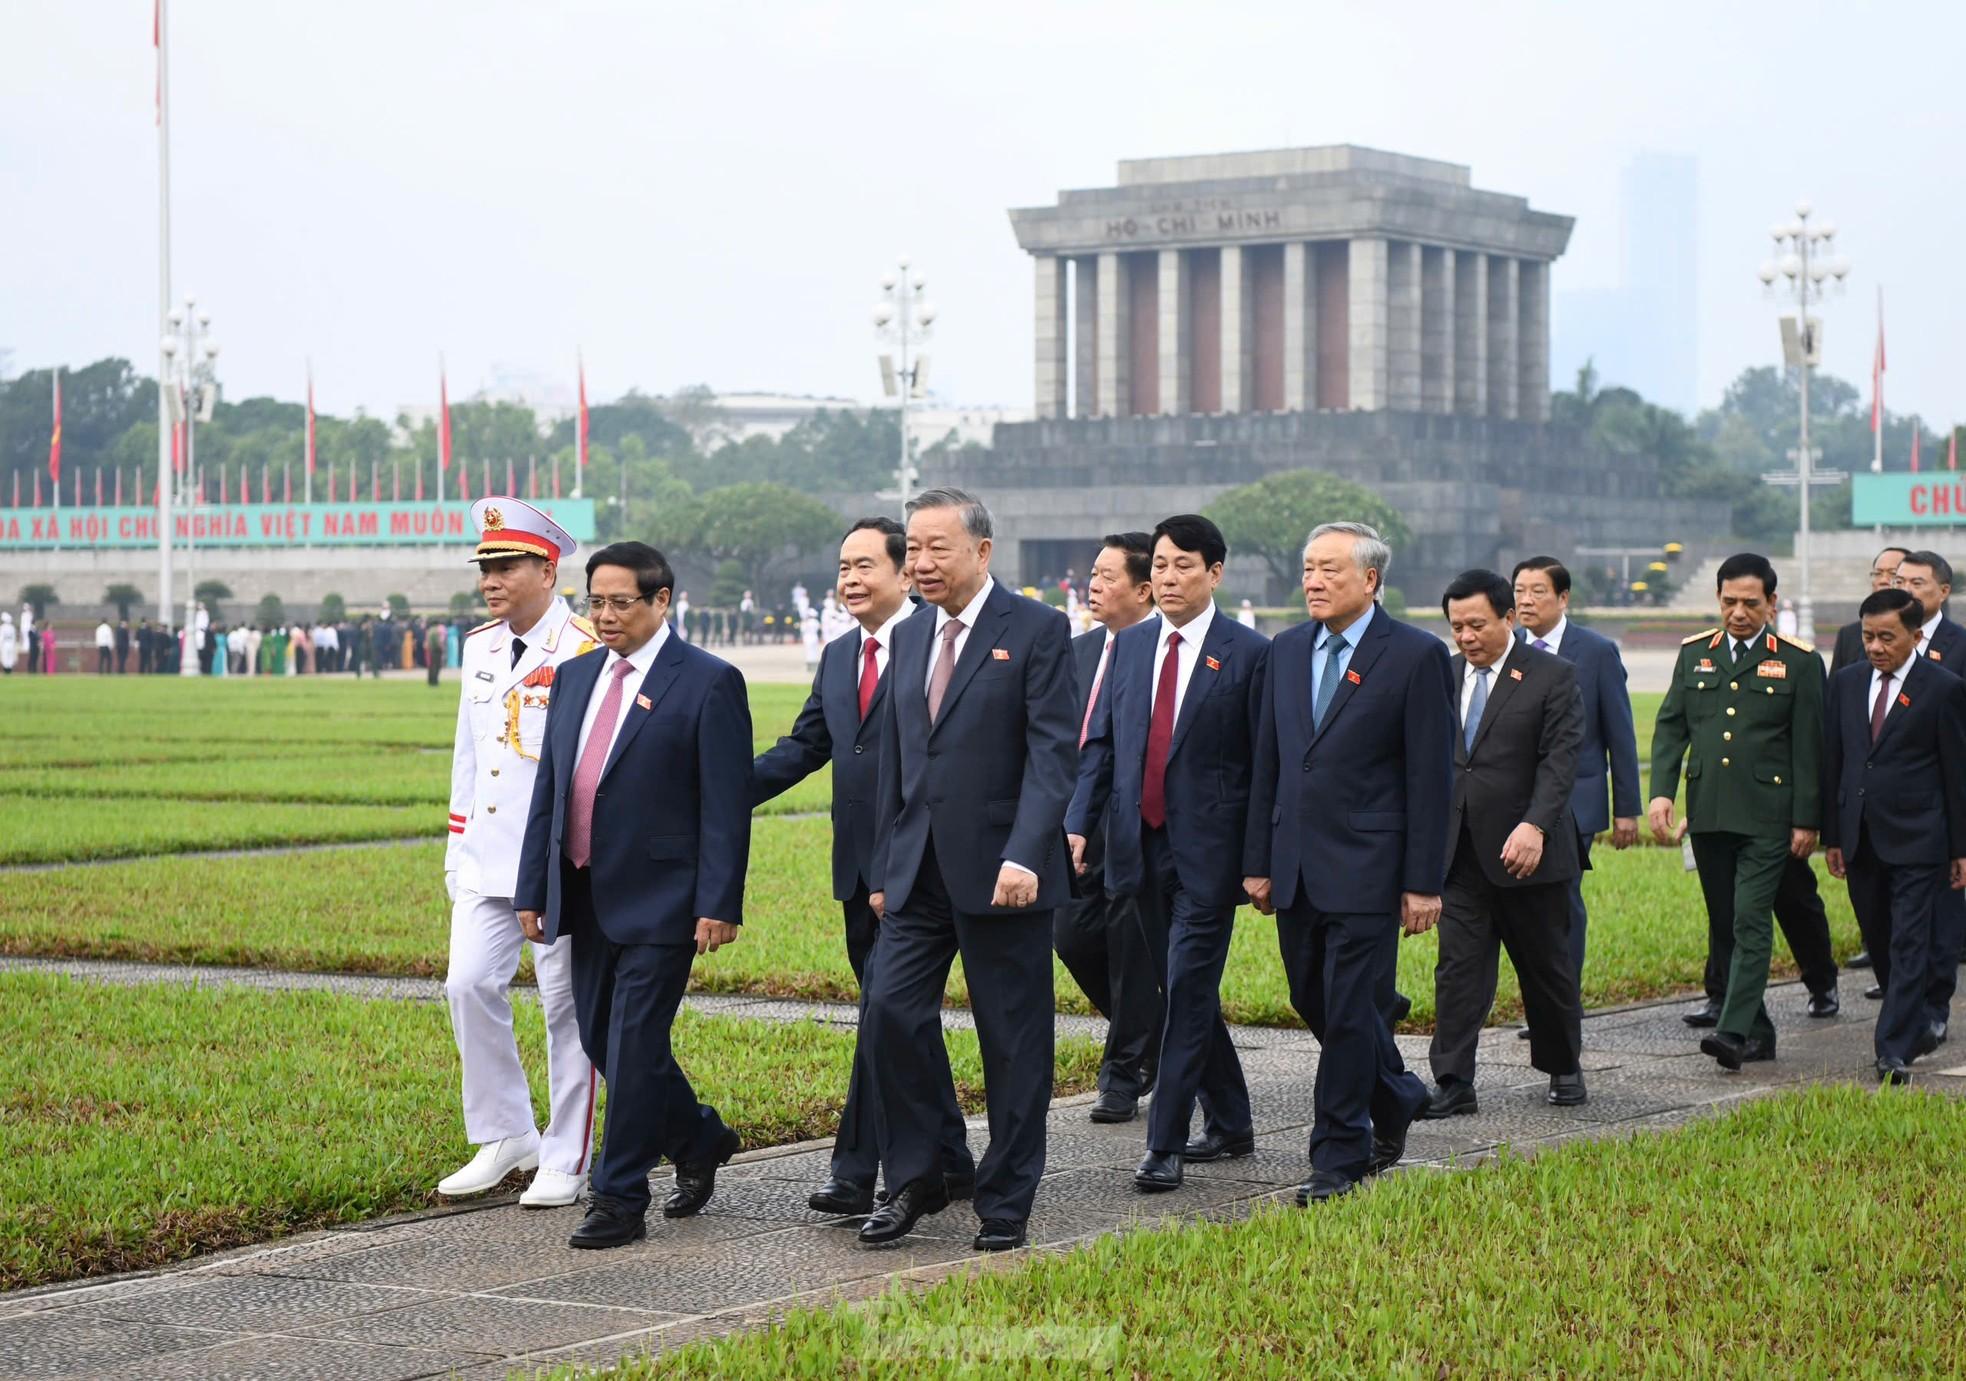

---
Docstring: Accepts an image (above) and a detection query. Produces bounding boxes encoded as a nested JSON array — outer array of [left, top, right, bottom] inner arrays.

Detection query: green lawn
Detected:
[[0, 973, 1102, 1292], [586, 1085, 1966, 1379], [0, 829, 1862, 1028]]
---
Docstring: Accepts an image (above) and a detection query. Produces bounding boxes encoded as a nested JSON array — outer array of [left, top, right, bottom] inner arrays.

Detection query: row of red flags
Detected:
[[11, 454, 574, 509]]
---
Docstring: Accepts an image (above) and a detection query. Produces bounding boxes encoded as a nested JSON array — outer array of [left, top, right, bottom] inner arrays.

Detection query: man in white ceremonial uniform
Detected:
[[440, 496, 602, 1207]]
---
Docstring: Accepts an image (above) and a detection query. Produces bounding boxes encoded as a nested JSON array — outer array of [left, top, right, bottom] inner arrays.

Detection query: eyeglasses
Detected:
[[580, 595, 653, 615]]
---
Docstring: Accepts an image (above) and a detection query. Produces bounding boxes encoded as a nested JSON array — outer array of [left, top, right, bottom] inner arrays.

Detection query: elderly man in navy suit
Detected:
[[857, 488, 1078, 1253], [1068, 514, 1270, 1194], [1823, 587, 1966, 1083], [751, 517, 974, 1217], [1245, 521, 1455, 1205], [1892, 550, 1966, 1036], [1055, 531, 1164, 1124], [516, 541, 752, 1250]]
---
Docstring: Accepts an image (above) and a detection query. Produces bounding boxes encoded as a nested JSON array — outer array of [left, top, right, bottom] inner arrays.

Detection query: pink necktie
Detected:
[[1080, 637, 1112, 749], [567, 659, 635, 868], [928, 618, 962, 723]]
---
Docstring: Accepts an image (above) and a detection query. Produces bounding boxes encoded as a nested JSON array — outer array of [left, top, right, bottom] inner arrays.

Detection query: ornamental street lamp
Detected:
[[1758, 202, 1851, 645], [161, 296, 220, 675], [873, 259, 936, 508]]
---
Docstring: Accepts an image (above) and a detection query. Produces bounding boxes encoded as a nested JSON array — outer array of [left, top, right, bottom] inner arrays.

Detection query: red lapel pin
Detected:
[[1345, 669, 1361, 685], [991, 648, 1011, 661], [1899, 691, 1912, 708], [1509, 668, 1523, 681], [1205, 655, 1221, 671], [635, 693, 652, 710]]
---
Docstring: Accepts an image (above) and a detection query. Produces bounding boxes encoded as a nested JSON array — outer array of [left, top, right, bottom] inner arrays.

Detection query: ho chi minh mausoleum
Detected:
[[922, 144, 1725, 600]]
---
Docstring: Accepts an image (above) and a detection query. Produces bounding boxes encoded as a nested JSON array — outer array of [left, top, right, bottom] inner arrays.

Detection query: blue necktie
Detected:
[[1464, 666, 1491, 752], [1312, 632, 1348, 731]]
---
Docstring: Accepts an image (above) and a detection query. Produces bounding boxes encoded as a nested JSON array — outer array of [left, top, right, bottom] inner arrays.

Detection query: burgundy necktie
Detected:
[[858, 635, 880, 721], [1079, 637, 1112, 749], [1870, 671, 1893, 744], [566, 659, 635, 868], [1141, 631, 1181, 828]]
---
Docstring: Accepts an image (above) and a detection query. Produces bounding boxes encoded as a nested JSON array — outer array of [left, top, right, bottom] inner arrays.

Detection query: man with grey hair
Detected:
[[859, 486, 1078, 1253], [1244, 521, 1455, 1205]]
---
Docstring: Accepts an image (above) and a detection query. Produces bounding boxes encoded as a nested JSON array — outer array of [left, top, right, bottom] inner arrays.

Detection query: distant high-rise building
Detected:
[[1553, 153, 1699, 414]]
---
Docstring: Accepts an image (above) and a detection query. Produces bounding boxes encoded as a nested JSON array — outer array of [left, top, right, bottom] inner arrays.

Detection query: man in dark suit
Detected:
[[1424, 569, 1586, 1115], [1068, 515, 1269, 1193], [751, 518, 974, 1216], [1055, 531, 1163, 1125], [516, 541, 752, 1249], [1511, 557, 1640, 984], [1829, 545, 1910, 973], [1244, 521, 1455, 1205], [1891, 549, 1966, 1034], [858, 488, 1077, 1253], [1823, 587, 1966, 1083]]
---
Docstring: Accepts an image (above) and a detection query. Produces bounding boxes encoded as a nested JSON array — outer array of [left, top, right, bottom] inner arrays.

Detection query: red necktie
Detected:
[[1870, 671, 1893, 744], [1079, 637, 1112, 749], [858, 635, 881, 721], [1141, 630, 1181, 828], [566, 659, 635, 868]]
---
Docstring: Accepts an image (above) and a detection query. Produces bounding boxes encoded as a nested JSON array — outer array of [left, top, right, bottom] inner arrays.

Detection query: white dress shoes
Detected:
[[519, 1167, 586, 1209], [437, 1134, 540, 1197]]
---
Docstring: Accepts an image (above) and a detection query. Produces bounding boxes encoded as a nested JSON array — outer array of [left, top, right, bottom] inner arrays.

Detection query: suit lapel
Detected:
[[1465, 653, 1523, 759], [600, 633, 686, 782], [1167, 616, 1233, 761], [929, 584, 1010, 734], [1309, 611, 1389, 748]]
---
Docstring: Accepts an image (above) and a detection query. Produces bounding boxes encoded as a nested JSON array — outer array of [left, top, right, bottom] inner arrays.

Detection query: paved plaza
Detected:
[[4, 960, 1958, 1379]]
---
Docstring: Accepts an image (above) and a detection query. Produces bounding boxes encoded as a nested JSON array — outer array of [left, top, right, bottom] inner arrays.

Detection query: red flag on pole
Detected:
[[305, 368, 317, 476], [506, 456, 516, 497], [528, 455, 538, 500], [1950, 430, 1958, 473], [220, 467, 228, 505], [33, 473, 41, 507], [114, 467, 123, 507], [438, 359, 453, 485], [48, 370, 62, 489], [96, 467, 104, 507], [1911, 425, 1921, 474], [283, 462, 291, 503], [328, 466, 337, 503], [552, 455, 561, 499], [153, 0, 164, 126], [392, 461, 400, 502]]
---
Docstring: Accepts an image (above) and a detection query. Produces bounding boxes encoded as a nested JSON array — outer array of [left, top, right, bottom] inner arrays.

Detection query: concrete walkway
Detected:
[[4, 963, 1960, 1379]]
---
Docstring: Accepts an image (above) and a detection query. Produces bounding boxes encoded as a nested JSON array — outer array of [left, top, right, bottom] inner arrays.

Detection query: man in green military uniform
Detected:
[[1649, 552, 1824, 1070]]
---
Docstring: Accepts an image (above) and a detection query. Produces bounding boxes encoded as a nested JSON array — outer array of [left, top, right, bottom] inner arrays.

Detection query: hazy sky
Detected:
[[4, 1, 1961, 430]]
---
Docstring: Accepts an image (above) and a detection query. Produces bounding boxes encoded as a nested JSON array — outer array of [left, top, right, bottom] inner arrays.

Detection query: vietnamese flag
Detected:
[[48, 370, 62, 490]]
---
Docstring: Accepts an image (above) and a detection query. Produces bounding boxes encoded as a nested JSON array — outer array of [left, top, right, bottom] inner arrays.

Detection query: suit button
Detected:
[[487, 804, 497, 813], [1722, 731, 1732, 742], [1730, 681, 1739, 691], [854, 745, 865, 755], [1303, 763, 1311, 772], [1774, 776, 1782, 785], [1726, 707, 1737, 717], [1720, 758, 1730, 767], [491, 768, 500, 777], [1858, 787, 1866, 797]]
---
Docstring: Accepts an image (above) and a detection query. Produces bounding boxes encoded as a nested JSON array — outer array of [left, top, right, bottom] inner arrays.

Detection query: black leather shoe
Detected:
[[1548, 1071, 1588, 1106], [1931, 1020, 1949, 1047], [1516, 1026, 1533, 1041], [1089, 1089, 1138, 1124], [1913, 1025, 1941, 1060], [945, 1168, 976, 1201], [973, 1218, 1027, 1251], [1388, 991, 1413, 1024], [1182, 1128, 1256, 1161], [1367, 1122, 1408, 1176], [1849, 949, 1873, 970], [857, 1177, 949, 1245], [1295, 1170, 1358, 1206], [807, 1178, 875, 1216], [568, 1199, 646, 1249], [1806, 990, 1840, 1018], [1877, 1057, 1910, 1086], [1419, 1080, 1478, 1119], [1700, 1032, 1746, 1070], [1865, 983, 1884, 1001], [1741, 1036, 1776, 1064], [1133, 1150, 1183, 1192], [664, 1127, 740, 1219], [1681, 998, 1722, 1028]]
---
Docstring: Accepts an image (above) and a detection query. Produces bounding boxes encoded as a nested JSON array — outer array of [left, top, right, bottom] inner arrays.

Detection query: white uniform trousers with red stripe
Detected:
[[445, 888, 597, 1176]]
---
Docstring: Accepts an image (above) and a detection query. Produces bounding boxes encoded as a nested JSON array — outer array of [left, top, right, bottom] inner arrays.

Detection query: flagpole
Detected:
[[574, 349, 586, 499], [156, 0, 175, 633], [1872, 287, 1884, 475]]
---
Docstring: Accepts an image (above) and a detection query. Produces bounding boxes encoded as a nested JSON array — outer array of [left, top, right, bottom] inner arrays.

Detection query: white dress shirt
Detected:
[[1917, 610, 1942, 660], [1150, 599, 1216, 718], [1525, 615, 1567, 656], [1461, 637, 1512, 725], [860, 601, 912, 680], [924, 576, 996, 694], [574, 622, 669, 768]]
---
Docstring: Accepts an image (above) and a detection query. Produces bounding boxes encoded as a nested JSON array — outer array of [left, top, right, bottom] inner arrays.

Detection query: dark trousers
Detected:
[[1276, 890, 1427, 1180], [561, 866, 728, 1214], [1845, 835, 1947, 1064], [1135, 826, 1249, 1153], [863, 844, 1053, 1223], [1691, 831, 1791, 1044], [1924, 892, 1965, 1027], [831, 884, 972, 1191], [1054, 840, 1162, 1100], [1563, 830, 1594, 981], [24, 632, 37, 672], [97, 648, 112, 674], [1704, 854, 1839, 1001], [1431, 834, 1583, 1086]]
